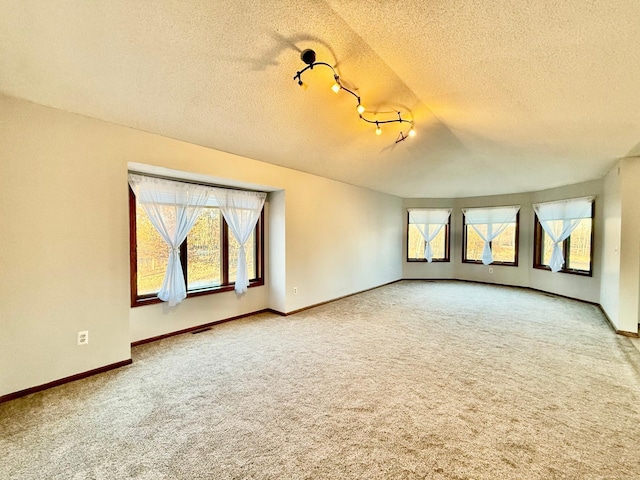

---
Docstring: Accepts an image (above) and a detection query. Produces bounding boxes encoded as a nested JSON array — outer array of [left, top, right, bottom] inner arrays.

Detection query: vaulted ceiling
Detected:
[[1, 1, 639, 197]]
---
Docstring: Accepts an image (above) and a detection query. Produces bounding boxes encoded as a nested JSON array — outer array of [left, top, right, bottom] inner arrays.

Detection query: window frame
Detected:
[[462, 211, 520, 267], [406, 210, 451, 263], [128, 186, 265, 307], [533, 202, 594, 277]]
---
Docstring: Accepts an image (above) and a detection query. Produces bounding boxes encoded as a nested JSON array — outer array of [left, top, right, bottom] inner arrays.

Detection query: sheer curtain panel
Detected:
[[408, 208, 452, 262], [462, 206, 520, 265], [128, 174, 211, 306], [533, 197, 594, 272], [211, 189, 266, 294]]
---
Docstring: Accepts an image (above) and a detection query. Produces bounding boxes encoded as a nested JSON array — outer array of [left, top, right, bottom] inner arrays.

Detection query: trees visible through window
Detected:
[[465, 223, 517, 263], [407, 224, 448, 261], [185, 208, 223, 290], [462, 206, 520, 266], [533, 197, 594, 275], [130, 187, 263, 307], [407, 208, 451, 262], [135, 202, 172, 295]]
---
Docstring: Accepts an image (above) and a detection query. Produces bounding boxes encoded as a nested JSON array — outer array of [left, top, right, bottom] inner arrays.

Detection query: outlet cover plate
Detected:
[[77, 331, 89, 345]]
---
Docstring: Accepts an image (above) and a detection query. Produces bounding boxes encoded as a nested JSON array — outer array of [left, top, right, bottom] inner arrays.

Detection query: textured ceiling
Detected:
[[1, 0, 639, 197]]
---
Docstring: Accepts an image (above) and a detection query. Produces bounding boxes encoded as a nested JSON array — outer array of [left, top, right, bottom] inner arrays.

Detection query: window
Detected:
[[533, 197, 594, 276], [129, 185, 264, 307], [462, 206, 520, 266], [407, 208, 451, 262]]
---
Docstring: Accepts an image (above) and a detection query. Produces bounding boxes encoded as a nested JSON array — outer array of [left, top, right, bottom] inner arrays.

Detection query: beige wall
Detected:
[[404, 180, 604, 304], [454, 192, 534, 290], [599, 163, 622, 325], [529, 180, 603, 302], [0, 95, 403, 396], [2, 92, 637, 398], [618, 158, 640, 332], [0, 96, 132, 396], [600, 157, 640, 333], [402, 198, 457, 281]]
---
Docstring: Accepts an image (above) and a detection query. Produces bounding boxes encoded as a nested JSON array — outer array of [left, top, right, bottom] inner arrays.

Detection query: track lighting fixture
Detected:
[[331, 76, 341, 93], [293, 49, 415, 143]]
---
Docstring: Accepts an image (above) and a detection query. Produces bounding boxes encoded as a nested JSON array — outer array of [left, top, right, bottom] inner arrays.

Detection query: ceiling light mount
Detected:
[[300, 49, 316, 65], [293, 49, 415, 142]]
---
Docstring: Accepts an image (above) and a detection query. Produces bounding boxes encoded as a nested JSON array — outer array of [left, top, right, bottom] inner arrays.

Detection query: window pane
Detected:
[[408, 225, 424, 259], [491, 224, 516, 263], [465, 225, 486, 261], [567, 218, 592, 271], [229, 229, 256, 283], [430, 226, 446, 260], [187, 208, 222, 289], [408, 224, 446, 260], [542, 231, 554, 266], [136, 204, 169, 296], [541, 220, 563, 267]]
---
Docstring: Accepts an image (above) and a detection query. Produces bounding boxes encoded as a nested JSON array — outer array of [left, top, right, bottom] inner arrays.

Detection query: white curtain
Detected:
[[462, 206, 520, 265], [128, 174, 212, 306], [408, 208, 452, 262], [533, 197, 594, 272], [212, 189, 266, 294]]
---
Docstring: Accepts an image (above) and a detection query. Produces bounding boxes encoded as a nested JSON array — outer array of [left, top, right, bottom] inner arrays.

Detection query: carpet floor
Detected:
[[2, 280, 640, 479]]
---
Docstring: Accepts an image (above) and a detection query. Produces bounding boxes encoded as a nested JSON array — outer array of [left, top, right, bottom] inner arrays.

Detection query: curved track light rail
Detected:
[[293, 49, 415, 143]]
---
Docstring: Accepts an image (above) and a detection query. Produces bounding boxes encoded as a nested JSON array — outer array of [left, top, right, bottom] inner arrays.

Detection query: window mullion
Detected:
[[129, 187, 139, 306], [222, 216, 229, 286], [180, 239, 188, 288], [254, 213, 261, 279], [444, 223, 450, 261]]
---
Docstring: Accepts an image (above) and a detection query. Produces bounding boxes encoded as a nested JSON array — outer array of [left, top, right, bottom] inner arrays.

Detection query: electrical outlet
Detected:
[[77, 331, 89, 345], [489, 268, 494, 273], [293, 287, 298, 294]]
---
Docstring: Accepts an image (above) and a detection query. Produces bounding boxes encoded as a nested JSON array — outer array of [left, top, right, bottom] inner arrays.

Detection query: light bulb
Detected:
[[375, 125, 382, 136], [357, 104, 365, 115], [408, 128, 416, 137], [331, 82, 341, 93]]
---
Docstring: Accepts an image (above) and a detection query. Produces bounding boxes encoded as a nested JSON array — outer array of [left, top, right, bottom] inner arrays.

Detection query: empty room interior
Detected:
[[2, 1, 640, 478]]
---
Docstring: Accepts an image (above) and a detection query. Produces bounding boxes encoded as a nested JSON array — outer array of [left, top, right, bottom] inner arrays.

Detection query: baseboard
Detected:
[[405, 278, 639, 337], [1, 310, 273, 403], [526, 286, 599, 306], [597, 305, 640, 338], [131, 309, 272, 347], [0, 359, 132, 404], [6, 278, 632, 403], [270, 279, 402, 316]]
